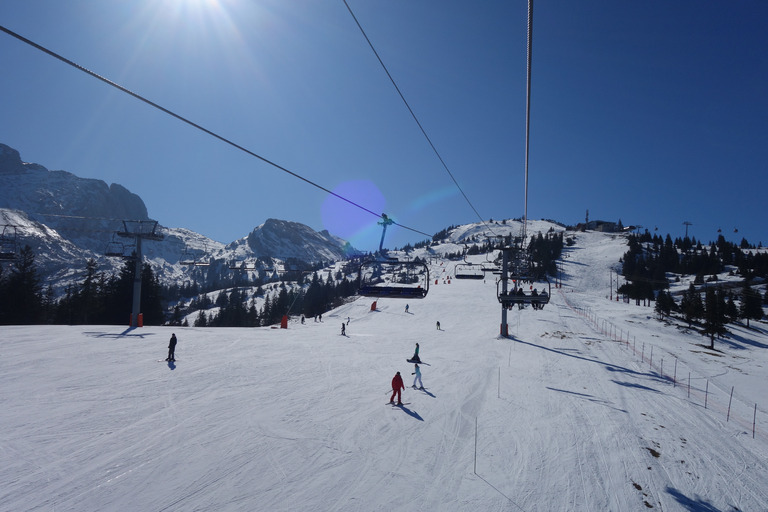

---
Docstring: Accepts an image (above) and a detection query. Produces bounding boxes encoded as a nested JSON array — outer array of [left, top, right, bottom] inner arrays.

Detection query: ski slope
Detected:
[[2, 231, 767, 511]]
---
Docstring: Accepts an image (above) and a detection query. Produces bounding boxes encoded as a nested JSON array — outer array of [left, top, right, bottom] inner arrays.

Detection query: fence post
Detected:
[[727, 386, 734, 422], [474, 417, 478, 475], [673, 358, 678, 387], [754, 404, 757, 439], [705, 380, 709, 409]]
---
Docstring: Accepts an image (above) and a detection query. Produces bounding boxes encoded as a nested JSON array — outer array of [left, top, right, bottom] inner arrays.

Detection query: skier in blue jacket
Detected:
[[411, 363, 423, 390]]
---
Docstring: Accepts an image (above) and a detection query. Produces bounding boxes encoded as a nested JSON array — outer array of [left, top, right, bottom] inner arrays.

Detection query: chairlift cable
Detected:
[[522, 0, 533, 243], [341, 0, 500, 238], [0, 25, 431, 240]]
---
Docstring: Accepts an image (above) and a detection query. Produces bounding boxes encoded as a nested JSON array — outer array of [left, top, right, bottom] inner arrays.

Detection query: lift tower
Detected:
[[115, 220, 164, 327]]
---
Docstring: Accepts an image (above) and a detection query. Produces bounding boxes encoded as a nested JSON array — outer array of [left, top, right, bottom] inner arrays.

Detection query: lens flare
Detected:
[[321, 180, 385, 250]]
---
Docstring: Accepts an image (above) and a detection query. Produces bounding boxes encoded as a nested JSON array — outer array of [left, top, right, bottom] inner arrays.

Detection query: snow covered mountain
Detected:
[[0, 143, 356, 294], [227, 218, 356, 263], [0, 143, 148, 247]]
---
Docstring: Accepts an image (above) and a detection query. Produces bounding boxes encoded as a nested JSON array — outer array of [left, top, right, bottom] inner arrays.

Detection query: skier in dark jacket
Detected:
[[409, 343, 421, 363], [341, 322, 346, 336], [390, 372, 405, 405], [167, 333, 177, 361]]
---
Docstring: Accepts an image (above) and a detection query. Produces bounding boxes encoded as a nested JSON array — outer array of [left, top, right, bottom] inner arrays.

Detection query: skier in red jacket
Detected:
[[390, 371, 404, 405]]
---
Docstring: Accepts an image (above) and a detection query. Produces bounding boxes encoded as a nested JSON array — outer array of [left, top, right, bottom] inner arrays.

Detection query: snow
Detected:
[[2, 231, 767, 511]]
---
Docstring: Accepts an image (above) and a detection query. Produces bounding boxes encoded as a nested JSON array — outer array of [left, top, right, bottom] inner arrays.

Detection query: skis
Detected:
[[387, 402, 411, 406]]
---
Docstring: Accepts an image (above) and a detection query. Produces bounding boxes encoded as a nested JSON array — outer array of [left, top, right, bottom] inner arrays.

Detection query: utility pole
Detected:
[[500, 248, 509, 337], [683, 221, 692, 239], [115, 220, 164, 327]]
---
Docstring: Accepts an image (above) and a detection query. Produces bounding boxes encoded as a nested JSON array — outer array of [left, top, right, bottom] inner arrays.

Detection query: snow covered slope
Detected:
[[2, 230, 767, 511]]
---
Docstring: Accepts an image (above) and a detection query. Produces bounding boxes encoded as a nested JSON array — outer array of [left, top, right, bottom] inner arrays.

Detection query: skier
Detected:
[[405, 304, 409, 313], [341, 322, 346, 336], [167, 333, 177, 361], [412, 363, 423, 390], [390, 371, 405, 405], [436, 321, 441, 330], [301, 315, 305, 324], [409, 342, 421, 363], [347, 316, 350, 325]]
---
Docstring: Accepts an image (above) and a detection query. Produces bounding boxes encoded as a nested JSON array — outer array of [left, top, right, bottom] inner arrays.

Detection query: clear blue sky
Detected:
[[2, 0, 766, 251]]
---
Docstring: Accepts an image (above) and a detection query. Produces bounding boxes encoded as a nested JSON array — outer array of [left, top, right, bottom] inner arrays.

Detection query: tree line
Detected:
[[618, 231, 767, 349], [0, 245, 360, 327], [0, 246, 164, 325]]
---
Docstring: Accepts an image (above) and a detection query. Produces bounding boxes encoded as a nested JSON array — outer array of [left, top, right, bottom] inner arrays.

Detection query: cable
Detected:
[[341, 0, 499, 238], [0, 25, 433, 241], [523, 0, 533, 242]]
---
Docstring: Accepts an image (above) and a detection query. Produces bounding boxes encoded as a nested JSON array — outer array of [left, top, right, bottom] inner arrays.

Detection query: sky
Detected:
[[1, 0, 767, 252], [2, 230, 768, 510]]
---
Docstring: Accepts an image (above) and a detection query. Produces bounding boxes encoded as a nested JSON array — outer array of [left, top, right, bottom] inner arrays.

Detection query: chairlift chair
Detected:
[[0, 225, 19, 261], [496, 243, 551, 309], [104, 234, 129, 258], [180, 247, 211, 267], [497, 276, 550, 309], [453, 262, 484, 279], [104, 241, 127, 258], [228, 261, 259, 271], [358, 258, 429, 298]]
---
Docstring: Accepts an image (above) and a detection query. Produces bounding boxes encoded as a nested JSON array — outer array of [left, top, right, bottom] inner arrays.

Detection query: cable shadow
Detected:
[[514, 338, 654, 380], [665, 486, 722, 512], [610, 380, 660, 393], [85, 328, 153, 339], [546, 387, 628, 413], [474, 473, 527, 511]]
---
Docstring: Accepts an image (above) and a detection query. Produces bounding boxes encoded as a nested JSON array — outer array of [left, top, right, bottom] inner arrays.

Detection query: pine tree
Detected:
[[1, 245, 43, 324], [680, 283, 703, 327], [739, 282, 764, 328], [654, 290, 675, 320], [194, 310, 208, 327], [78, 258, 103, 324], [702, 287, 727, 349]]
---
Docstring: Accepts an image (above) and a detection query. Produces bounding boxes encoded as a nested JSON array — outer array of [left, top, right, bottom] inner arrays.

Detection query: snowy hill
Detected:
[[2, 230, 767, 511]]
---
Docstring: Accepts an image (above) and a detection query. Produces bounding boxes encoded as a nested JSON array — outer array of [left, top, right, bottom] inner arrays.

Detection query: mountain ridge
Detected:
[[0, 143, 356, 294]]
